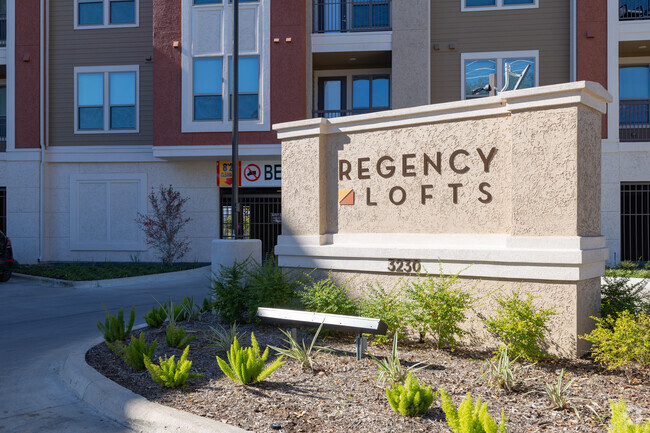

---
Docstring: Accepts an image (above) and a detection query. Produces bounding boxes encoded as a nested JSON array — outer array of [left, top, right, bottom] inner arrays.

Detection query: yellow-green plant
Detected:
[[107, 332, 157, 370], [582, 311, 650, 370], [97, 306, 135, 342], [484, 290, 555, 361], [143, 345, 202, 388], [144, 303, 167, 328], [439, 388, 507, 433], [217, 333, 285, 385], [165, 322, 195, 349], [609, 399, 650, 432], [359, 282, 409, 344], [385, 373, 434, 416]]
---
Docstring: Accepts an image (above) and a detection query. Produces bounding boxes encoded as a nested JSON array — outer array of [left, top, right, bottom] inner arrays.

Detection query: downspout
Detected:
[[38, 0, 45, 262], [570, 0, 577, 81]]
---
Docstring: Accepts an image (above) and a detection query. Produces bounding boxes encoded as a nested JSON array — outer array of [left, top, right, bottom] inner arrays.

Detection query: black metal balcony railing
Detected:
[[620, 0, 650, 20], [0, 14, 5, 47], [313, 107, 387, 118], [313, 0, 391, 33], [620, 100, 650, 141], [0, 115, 5, 152]]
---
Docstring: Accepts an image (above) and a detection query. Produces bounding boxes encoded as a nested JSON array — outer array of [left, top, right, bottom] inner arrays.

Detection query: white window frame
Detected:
[[313, 68, 392, 117], [461, 0, 538, 12], [74, 0, 139, 30], [181, 0, 270, 133], [69, 173, 147, 251], [74, 65, 140, 134], [460, 50, 539, 100]]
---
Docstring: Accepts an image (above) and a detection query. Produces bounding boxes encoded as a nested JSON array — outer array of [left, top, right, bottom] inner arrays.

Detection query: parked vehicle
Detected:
[[0, 230, 14, 282]]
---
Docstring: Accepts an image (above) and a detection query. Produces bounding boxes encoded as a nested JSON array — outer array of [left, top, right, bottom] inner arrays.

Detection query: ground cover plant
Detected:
[[15, 261, 203, 281]]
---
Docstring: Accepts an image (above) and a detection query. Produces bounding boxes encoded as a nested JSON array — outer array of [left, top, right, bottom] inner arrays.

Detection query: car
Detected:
[[0, 230, 14, 282]]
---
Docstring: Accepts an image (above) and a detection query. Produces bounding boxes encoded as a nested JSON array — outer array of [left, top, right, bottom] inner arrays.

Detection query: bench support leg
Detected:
[[355, 335, 367, 360], [290, 328, 298, 341]]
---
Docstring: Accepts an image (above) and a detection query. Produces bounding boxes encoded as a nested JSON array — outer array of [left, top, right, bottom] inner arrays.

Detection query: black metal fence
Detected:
[[619, 100, 650, 141], [0, 187, 6, 235], [220, 188, 282, 258], [620, 0, 650, 20], [621, 183, 650, 262], [313, 0, 391, 33], [312, 107, 386, 118]]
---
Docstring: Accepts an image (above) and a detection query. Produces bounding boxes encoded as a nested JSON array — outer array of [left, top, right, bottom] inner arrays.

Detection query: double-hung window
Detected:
[[461, 51, 538, 99], [75, 66, 139, 133], [183, 0, 268, 132], [76, 0, 138, 28], [462, 0, 537, 11], [314, 70, 391, 118]]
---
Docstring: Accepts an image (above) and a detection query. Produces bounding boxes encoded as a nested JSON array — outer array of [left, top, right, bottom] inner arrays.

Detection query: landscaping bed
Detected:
[[86, 313, 650, 433], [16, 262, 207, 281]]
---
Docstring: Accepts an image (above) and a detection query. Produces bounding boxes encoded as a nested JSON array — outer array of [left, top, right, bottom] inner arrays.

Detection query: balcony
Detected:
[[313, 0, 391, 33], [620, 100, 650, 141], [620, 1, 650, 21]]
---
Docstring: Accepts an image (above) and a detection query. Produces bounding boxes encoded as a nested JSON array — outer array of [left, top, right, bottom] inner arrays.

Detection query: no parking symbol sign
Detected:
[[217, 160, 282, 187]]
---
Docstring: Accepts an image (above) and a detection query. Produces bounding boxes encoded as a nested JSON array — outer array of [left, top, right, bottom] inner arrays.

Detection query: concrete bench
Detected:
[[256, 307, 388, 360]]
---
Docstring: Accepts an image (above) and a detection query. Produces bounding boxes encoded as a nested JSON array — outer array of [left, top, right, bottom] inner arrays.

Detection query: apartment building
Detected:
[[7, 1, 639, 266]]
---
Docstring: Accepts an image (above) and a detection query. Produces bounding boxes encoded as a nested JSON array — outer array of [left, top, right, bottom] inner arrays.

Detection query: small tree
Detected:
[[136, 185, 191, 265]]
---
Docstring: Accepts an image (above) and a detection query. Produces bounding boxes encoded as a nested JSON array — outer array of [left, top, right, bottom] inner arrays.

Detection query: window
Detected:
[[314, 70, 391, 118], [619, 66, 650, 141], [75, 65, 139, 133], [461, 51, 538, 100], [462, 0, 536, 11], [182, 0, 268, 132], [75, 0, 138, 28]]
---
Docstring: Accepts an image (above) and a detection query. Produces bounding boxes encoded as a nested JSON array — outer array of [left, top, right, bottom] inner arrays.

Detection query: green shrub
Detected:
[[386, 373, 435, 417], [165, 322, 195, 349], [480, 347, 530, 393], [216, 333, 285, 385], [618, 260, 640, 272], [269, 321, 331, 371], [609, 399, 650, 432], [107, 332, 157, 370], [210, 260, 249, 324], [405, 270, 474, 348], [484, 290, 555, 362], [369, 332, 427, 387], [601, 276, 649, 320], [245, 256, 302, 321], [144, 345, 202, 388], [97, 306, 135, 342], [581, 311, 650, 370], [144, 303, 167, 328], [359, 282, 409, 344], [200, 297, 214, 313], [439, 388, 507, 433], [299, 273, 358, 316]]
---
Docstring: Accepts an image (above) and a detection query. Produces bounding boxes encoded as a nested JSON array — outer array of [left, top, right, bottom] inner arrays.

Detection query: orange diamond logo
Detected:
[[338, 189, 354, 205]]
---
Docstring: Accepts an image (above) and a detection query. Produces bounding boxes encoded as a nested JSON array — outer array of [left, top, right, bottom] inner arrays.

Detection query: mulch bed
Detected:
[[86, 313, 650, 433]]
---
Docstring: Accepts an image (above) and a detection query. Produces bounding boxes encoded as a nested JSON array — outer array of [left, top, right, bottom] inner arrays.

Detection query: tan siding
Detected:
[[430, 0, 570, 104], [49, 0, 154, 147]]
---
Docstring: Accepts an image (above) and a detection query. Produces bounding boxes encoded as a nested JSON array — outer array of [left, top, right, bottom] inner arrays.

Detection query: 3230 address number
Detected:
[[387, 259, 421, 273]]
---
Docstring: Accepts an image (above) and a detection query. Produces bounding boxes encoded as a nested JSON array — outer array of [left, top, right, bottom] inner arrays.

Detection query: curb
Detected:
[[14, 266, 212, 289], [60, 335, 249, 433]]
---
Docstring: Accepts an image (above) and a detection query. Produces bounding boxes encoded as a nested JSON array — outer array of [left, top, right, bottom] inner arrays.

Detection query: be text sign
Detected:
[[217, 160, 282, 187]]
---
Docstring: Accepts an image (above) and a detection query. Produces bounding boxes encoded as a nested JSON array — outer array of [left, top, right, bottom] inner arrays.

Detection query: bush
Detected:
[[97, 306, 135, 342], [439, 389, 507, 433], [246, 256, 302, 321], [216, 333, 285, 385], [386, 373, 435, 417], [405, 270, 474, 348], [601, 276, 649, 320], [165, 322, 195, 349], [609, 399, 650, 432], [135, 185, 191, 266], [359, 282, 409, 344], [107, 332, 157, 370], [484, 290, 555, 362], [144, 304, 167, 328], [299, 273, 358, 316], [144, 345, 202, 388], [619, 260, 640, 272], [581, 311, 650, 370], [210, 260, 249, 324]]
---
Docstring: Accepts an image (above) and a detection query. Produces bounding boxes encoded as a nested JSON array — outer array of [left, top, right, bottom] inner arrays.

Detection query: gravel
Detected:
[[87, 313, 650, 433]]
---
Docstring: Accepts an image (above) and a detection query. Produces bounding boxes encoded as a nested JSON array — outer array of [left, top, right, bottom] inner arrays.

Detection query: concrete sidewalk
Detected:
[[0, 270, 213, 433]]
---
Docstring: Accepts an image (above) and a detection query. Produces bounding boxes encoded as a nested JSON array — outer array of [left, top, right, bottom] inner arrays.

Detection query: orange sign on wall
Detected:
[[217, 161, 241, 187]]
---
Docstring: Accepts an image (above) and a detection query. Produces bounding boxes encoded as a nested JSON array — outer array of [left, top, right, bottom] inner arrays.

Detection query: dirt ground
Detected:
[[87, 313, 650, 433]]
